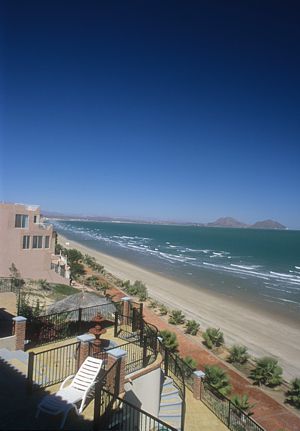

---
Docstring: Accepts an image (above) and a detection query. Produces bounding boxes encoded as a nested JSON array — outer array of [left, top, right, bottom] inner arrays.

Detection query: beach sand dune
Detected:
[[59, 234, 300, 380]]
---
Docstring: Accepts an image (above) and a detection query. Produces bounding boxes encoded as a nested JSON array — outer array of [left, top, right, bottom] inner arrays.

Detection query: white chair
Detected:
[[36, 356, 103, 429]]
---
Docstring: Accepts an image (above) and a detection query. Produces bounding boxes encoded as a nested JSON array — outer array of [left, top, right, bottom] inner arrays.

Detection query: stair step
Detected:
[[9, 358, 28, 376], [160, 396, 182, 406], [161, 386, 179, 397]]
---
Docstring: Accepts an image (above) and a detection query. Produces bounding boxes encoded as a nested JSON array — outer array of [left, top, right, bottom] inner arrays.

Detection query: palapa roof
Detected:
[[47, 291, 116, 316]]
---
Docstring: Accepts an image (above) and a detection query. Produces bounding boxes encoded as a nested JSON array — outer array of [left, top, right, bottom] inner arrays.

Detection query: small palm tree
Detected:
[[250, 357, 283, 387], [185, 320, 200, 335], [183, 356, 197, 370], [159, 304, 168, 315], [159, 330, 179, 353], [203, 327, 224, 349], [231, 394, 255, 416], [286, 378, 300, 408], [228, 345, 249, 364], [168, 309, 185, 325], [204, 365, 231, 396]]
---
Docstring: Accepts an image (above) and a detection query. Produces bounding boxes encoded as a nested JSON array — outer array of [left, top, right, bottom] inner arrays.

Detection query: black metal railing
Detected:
[[94, 387, 178, 431], [201, 381, 265, 431], [27, 341, 80, 390], [0, 277, 23, 293], [26, 302, 120, 348]]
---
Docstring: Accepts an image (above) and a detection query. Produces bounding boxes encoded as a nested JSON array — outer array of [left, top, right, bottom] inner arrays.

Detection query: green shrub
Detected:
[[182, 356, 197, 370], [204, 365, 231, 396], [168, 309, 185, 325], [286, 377, 300, 408], [185, 320, 200, 335], [159, 304, 168, 315], [231, 394, 255, 416], [228, 345, 249, 364], [159, 330, 179, 353], [203, 327, 224, 349], [250, 357, 283, 387]]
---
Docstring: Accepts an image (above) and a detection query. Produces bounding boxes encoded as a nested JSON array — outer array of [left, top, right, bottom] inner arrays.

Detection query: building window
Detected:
[[44, 236, 50, 248], [15, 214, 29, 228], [22, 235, 30, 249], [34, 215, 37, 223], [32, 236, 43, 248]]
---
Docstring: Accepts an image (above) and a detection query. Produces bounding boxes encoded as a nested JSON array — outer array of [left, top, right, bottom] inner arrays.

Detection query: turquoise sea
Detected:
[[53, 220, 300, 324]]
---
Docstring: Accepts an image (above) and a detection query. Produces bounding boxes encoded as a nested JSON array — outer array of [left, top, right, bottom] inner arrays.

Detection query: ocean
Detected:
[[52, 220, 300, 324]]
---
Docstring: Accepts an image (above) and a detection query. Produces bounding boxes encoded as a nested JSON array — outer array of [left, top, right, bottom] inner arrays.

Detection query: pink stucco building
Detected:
[[0, 203, 69, 284]]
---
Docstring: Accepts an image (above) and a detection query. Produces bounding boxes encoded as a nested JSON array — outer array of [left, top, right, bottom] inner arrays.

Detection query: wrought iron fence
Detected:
[[28, 341, 80, 390], [0, 277, 23, 293], [94, 387, 178, 431], [201, 381, 265, 431], [26, 302, 120, 348]]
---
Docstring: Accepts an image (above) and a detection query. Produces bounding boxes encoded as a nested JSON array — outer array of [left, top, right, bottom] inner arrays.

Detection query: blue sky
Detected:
[[1, 1, 300, 228]]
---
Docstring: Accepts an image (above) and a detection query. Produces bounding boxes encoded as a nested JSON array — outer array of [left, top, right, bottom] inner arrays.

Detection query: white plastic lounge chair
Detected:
[[36, 356, 103, 429]]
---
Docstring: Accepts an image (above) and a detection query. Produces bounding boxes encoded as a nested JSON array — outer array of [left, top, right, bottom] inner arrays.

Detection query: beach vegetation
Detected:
[[37, 279, 51, 291], [148, 299, 159, 309], [158, 304, 168, 315], [231, 394, 255, 416], [168, 309, 185, 325], [83, 254, 104, 273], [159, 330, 179, 352], [203, 327, 224, 349], [250, 357, 283, 387], [122, 280, 148, 301], [285, 378, 300, 408], [204, 365, 231, 396], [228, 345, 249, 365], [70, 261, 86, 280], [182, 356, 197, 370], [66, 248, 84, 264], [185, 319, 200, 335], [55, 243, 67, 255], [18, 295, 45, 319]]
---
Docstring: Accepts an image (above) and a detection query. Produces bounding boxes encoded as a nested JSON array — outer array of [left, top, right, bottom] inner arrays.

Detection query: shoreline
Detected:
[[58, 233, 300, 380]]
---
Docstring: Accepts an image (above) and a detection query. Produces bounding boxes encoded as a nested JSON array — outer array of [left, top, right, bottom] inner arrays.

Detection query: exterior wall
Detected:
[[124, 367, 161, 417], [0, 335, 16, 351], [0, 203, 57, 281]]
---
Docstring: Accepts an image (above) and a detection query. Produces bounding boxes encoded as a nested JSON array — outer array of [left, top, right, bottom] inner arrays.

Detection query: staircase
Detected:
[[0, 348, 29, 376], [158, 376, 183, 431]]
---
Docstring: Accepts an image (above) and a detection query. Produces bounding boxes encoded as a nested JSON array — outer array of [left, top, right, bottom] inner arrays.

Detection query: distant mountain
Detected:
[[206, 217, 248, 228], [250, 219, 286, 230]]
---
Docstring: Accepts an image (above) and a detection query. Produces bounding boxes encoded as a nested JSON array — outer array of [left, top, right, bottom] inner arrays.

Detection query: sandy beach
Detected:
[[59, 233, 300, 381]]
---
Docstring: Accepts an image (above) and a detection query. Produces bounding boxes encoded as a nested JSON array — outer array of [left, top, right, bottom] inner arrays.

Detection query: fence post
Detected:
[[27, 351, 34, 393], [228, 399, 231, 427], [78, 307, 82, 333], [121, 296, 131, 325], [164, 348, 169, 376], [77, 334, 95, 367], [107, 349, 127, 395], [192, 370, 205, 400], [142, 335, 148, 368], [93, 377, 102, 431], [114, 312, 119, 337], [12, 316, 27, 351]]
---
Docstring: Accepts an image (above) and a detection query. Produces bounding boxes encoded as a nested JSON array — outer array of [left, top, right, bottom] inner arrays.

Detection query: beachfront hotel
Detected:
[[0, 202, 69, 283]]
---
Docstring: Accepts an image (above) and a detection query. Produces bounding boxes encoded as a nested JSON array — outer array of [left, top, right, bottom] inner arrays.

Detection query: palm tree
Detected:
[[204, 365, 231, 396], [286, 378, 300, 408], [228, 345, 249, 364], [203, 327, 224, 349], [159, 304, 168, 315], [159, 330, 179, 353], [168, 309, 185, 325], [185, 320, 200, 335], [231, 394, 255, 416], [250, 357, 283, 387]]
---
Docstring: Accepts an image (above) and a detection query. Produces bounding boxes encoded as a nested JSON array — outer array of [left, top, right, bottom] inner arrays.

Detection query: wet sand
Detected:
[[59, 234, 300, 380]]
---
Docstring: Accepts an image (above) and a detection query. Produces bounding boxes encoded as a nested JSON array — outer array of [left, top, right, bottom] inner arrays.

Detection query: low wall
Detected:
[[0, 335, 16, 351]]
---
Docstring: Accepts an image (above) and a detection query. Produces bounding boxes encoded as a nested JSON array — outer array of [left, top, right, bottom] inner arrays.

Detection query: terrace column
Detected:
[[193, 370, 205, 400], [77, 333, 95, 367], [12, 316, 27, 351], [106, 348, 127, 395], [121, 296, 131, 326]]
